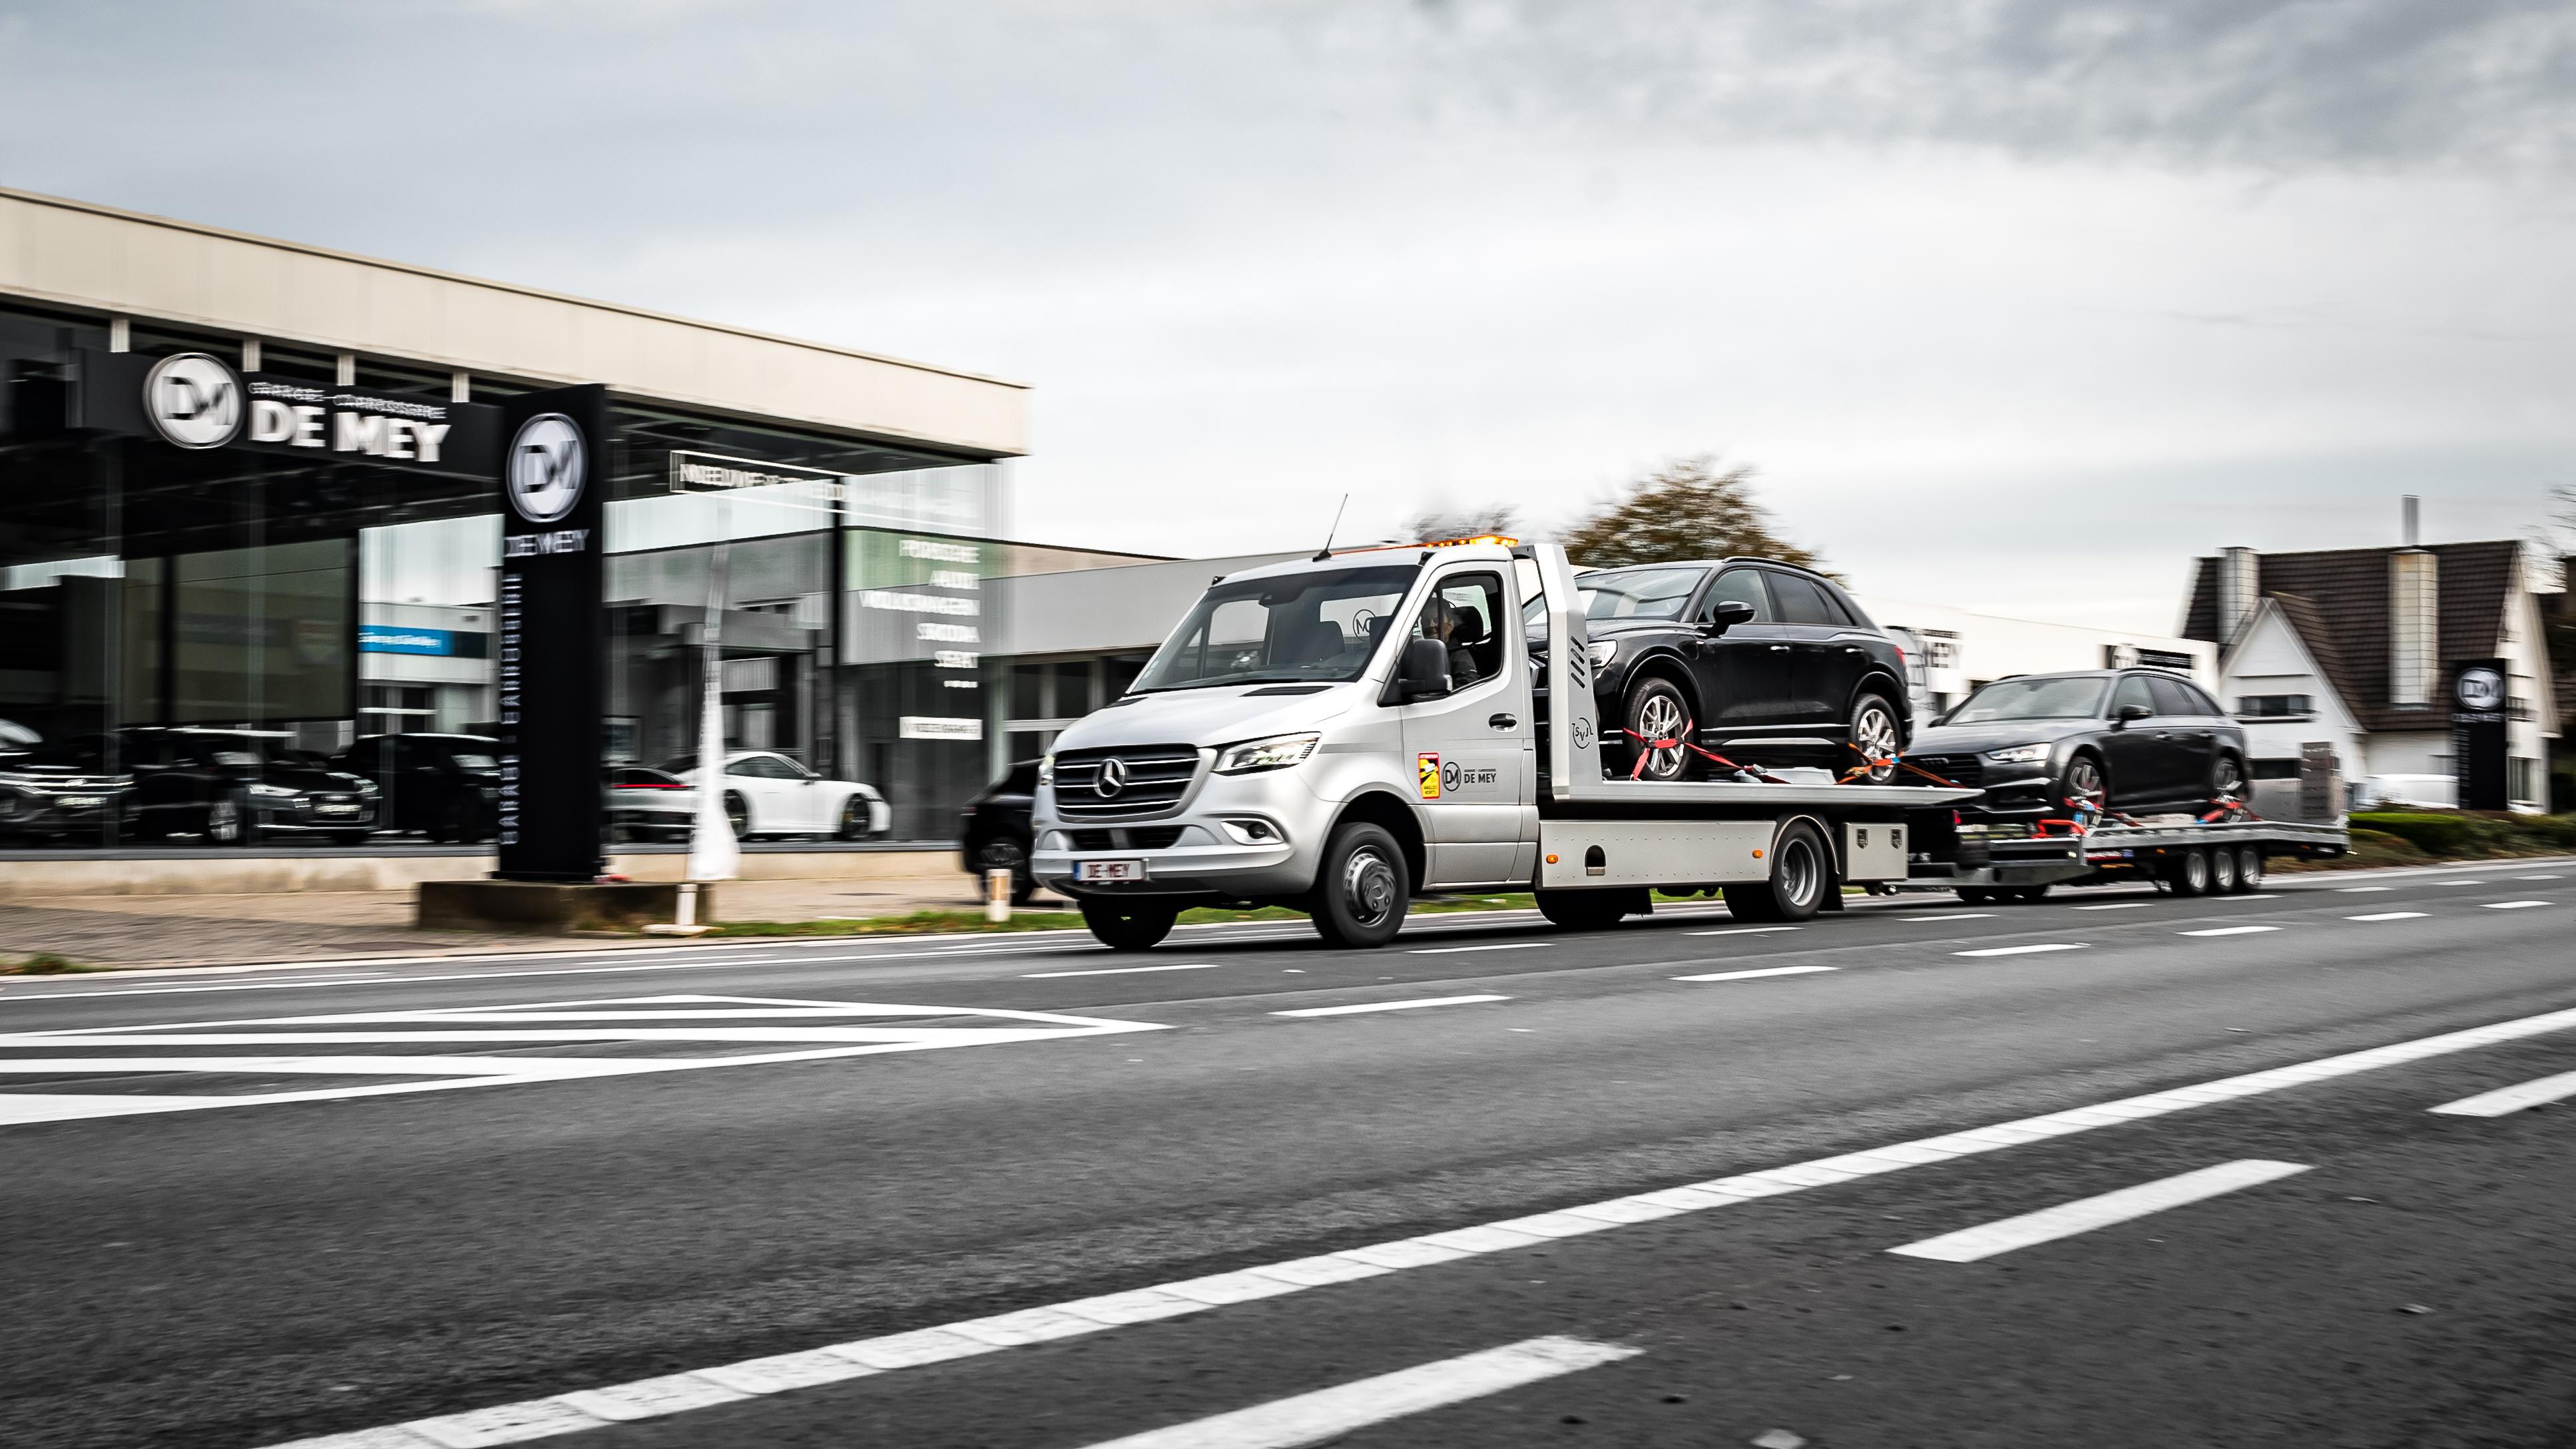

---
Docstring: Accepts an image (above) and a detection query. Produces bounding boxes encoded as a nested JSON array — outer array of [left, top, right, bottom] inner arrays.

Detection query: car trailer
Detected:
[[1901, 812, 2350, 902]]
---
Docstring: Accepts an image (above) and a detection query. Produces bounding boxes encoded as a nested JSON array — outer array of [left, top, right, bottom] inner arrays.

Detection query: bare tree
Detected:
[[1406, 504, 1525, 542], [1559, 457, 1825, 572]]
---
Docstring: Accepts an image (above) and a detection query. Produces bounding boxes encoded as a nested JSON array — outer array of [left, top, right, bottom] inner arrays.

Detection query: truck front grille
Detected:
[[1053, 746, 1200, 818]]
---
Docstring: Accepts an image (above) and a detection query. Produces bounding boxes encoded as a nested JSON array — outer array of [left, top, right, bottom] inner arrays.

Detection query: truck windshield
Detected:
[[1943, 677, 2109, 724], [1132, 564, 1419, 692]]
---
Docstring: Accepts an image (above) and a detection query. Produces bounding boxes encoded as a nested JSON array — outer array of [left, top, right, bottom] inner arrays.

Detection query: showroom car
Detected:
[[120, 728, 381, 845], [1528, 559, 1913, 782], [607, 765, 698, 842], [0, 736, 127, 844], [1904, 669, 2249, 822], [658, 750, 890, 840], [330, 734, 501, 842]]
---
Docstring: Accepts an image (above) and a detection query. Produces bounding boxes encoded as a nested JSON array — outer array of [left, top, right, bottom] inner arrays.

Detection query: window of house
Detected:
[[2235, 694, 2314, 718]]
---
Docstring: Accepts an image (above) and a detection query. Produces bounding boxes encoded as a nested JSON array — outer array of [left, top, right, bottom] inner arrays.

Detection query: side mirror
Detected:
[[1700, 601, 1758, 635], [2113, 703, 2152, 727], [1392, 637, 1451, 703]]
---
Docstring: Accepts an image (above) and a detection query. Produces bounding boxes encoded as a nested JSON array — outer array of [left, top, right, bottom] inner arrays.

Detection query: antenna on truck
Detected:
[[1312, 493, 1350, 561]]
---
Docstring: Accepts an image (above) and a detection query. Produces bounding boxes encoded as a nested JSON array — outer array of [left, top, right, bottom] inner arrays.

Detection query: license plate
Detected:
[[57, 797, 102, 810], [1076, 858, 1149, 883], [316, 803, 359, 815]]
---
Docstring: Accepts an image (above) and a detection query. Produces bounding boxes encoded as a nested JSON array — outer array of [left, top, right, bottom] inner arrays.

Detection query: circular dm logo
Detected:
[[507, 414, 587, 523], [1095, 758, 1128, 798], [143, 352, 243, 449], [2456, 666, 2505, 712], [1441, 760, 1461, 792]]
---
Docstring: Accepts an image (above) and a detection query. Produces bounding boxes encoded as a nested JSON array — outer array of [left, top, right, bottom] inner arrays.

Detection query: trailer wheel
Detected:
[[1723, 819, 1829, 923], [2167, 848, 2212, 897], [1310, 820, 1410, 948], [2233, 846, 2265, 893], [2208, 845, 2239, 894], [1081, 900, 1179, 951]]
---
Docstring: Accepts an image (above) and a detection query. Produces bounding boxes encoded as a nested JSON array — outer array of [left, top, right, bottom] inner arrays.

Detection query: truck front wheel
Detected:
[[1081, 900, 1178, 951], [1310, 820, 1410, 948]]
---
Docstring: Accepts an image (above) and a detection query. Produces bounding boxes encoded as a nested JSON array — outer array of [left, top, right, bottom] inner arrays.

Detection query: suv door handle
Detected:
[[1843, 645, 1866, 653], [1488, 713, 1518, 730], [1769, 644, 1791, 653]]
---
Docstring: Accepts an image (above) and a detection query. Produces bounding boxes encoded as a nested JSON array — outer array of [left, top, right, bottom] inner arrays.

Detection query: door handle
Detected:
[[1488, 713, 1518, 730], [1842, 645, 1865, 653], [1769, 644, 1791, 653]]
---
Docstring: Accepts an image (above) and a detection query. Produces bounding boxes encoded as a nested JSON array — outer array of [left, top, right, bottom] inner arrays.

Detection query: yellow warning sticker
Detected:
[[1417, 752, 1442, 800]]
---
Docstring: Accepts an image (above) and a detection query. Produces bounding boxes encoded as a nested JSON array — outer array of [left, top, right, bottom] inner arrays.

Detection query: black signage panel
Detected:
[[493, 386, 609, 882], [79, 350, 501, 477], [2449, 657, 2509, 812]]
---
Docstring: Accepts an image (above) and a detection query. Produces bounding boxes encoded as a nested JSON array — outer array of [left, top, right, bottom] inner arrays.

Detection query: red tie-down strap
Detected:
[[1618, 716, 1788, 784], [2199, 796, 2262, 824], [1840, 742, 1963, 790]]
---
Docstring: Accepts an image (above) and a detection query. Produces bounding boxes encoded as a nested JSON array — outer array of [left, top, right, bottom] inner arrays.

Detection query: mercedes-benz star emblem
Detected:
[[1095, 757, 1128, 798], [144, 352, 244, 450], [507, 413, 587, 523]]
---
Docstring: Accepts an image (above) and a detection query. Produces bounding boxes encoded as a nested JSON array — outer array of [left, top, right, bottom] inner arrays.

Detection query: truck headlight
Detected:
[[1983, 743, 2051, 764], [1037, 754, 1054, 788], [1585, 639, 1617, 667], [1213, 732, 1320, 774]]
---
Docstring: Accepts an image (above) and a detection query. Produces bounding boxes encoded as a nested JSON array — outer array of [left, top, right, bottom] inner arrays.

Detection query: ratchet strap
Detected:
[[1619, 715, 1788, 784]]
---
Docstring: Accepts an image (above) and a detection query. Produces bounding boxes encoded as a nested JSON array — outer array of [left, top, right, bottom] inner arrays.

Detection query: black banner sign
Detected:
[[493, 385, 609, 882], [79, 349, 502, 477], [2449, 657, 2509, 812]]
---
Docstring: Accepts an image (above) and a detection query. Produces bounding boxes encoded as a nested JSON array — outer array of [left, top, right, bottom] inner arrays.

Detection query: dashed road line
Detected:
[[2483, 900, 2553, 910], [2338, 886, 2393, 894], [2071, 903, 2149, 911], [1272, 995, 1513, 1019], [1673, 965, 1838, 984], [1408, 942, 1548, 955], [1887, 1160, 2312, 1263], [2516, 874, 2564, 881], [2180, 926, 2279, 938], [1953, 943, 2088, 958], [1022, 964, 1224, 979], [2430, 1070, 2576, 1117], [1071, 1336, 1641, 1449], [1902, 913, 1993, 922], [1686, 926, 1802, 937], [257, 1002, 2576, 1449], [2346, 912, 2429, 922]]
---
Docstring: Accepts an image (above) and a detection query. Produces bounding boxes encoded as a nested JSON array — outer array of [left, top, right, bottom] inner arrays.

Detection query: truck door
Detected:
[[1396, 567, 1531, 887]]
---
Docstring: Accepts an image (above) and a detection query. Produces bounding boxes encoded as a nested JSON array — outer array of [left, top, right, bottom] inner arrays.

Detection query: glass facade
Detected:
[[0, 302, 1021, 849]]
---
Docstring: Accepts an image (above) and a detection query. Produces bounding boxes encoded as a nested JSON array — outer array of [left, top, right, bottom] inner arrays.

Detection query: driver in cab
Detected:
[[1420, 597, 1483, 689]]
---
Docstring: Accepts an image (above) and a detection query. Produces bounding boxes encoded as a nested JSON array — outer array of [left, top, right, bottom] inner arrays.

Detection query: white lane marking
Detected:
[[1272, 994, 1513, 1018], [2430, 1070, 2576, 1117], [1069, 1336, 1639, 1449], [1022, 964, 1224, 979], [2483, 900, 2553, 910], [1673, 965, 1839, 984], [2212, 894, 2278, 901], [1902, 913, 1993, 921], [2436, 880, 2483, 886], [1888, 1160, 2312, 1263], [1953, 943, 2088, 958], [2517, 874, 2564, 881], [2071, 903, 2149, 911], [2180, 926, 2280, 938], [2346, 912, 2430, 922], [2338, 886, 2393, 893], [254, 1002, 2576, 1449], [1687, 926, 1803, 936], [1408, 942, 1548, 955], [0, 996, 1170, 1127]]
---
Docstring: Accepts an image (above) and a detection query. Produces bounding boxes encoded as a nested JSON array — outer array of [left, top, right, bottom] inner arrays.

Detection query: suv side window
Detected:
[[1767, 573, 1840, 626], [2185, 681, 2226, 716], [2147, 675, 2201, 718], [2110, 675, 2155, 717], [1699, 569, 1774, 624]]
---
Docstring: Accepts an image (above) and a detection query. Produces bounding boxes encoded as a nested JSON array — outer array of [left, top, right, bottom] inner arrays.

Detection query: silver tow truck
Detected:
[[1032, 539, 1981, 950]]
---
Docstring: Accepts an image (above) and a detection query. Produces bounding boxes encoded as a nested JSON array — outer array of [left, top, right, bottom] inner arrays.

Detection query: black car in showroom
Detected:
[[329, 733, 501, 842], [1905, 669, 2248, 822], [959, 760, 1041, 906], [121, 728, 381, 846], [1531, 559, 1912, 782], [0, 736, 128, 844]]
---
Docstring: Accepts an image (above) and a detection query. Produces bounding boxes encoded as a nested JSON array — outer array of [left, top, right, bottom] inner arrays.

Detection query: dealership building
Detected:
[[0, 185, 1184, 840]]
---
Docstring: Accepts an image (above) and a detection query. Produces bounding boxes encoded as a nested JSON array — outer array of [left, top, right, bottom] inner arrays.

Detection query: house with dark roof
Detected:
[[2180, 534, 2559, 811]]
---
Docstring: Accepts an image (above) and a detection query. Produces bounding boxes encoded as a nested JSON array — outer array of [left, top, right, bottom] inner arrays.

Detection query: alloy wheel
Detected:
[[1635, 690, 1686, 780], [1850, 700, 1899, 782], [2063, 756, 2107, 811], [206, 797, 240, 844]]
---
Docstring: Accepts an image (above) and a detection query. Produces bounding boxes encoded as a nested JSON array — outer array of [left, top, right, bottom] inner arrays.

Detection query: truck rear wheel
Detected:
[[2167, 848, 2212, 897], [1310, 821, 1409, 948], [1081, 900, 1178, 951], [1722, 819, 1830, 923], [2233, 846, 2264, 893]]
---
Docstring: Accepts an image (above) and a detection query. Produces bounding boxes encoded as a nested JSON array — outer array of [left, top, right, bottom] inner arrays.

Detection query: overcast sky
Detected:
[[6, 0, 2575, 629]]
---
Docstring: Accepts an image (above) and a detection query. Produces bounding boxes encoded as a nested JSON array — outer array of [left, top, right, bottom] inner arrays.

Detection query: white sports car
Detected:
[[661, 750, 891, 840]]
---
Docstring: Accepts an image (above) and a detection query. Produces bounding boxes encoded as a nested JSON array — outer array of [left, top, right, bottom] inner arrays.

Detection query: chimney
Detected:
[[2390, 515, 2438, 707], [2216, 546, 2260, 645], [2402, 494, 2420, 547]]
